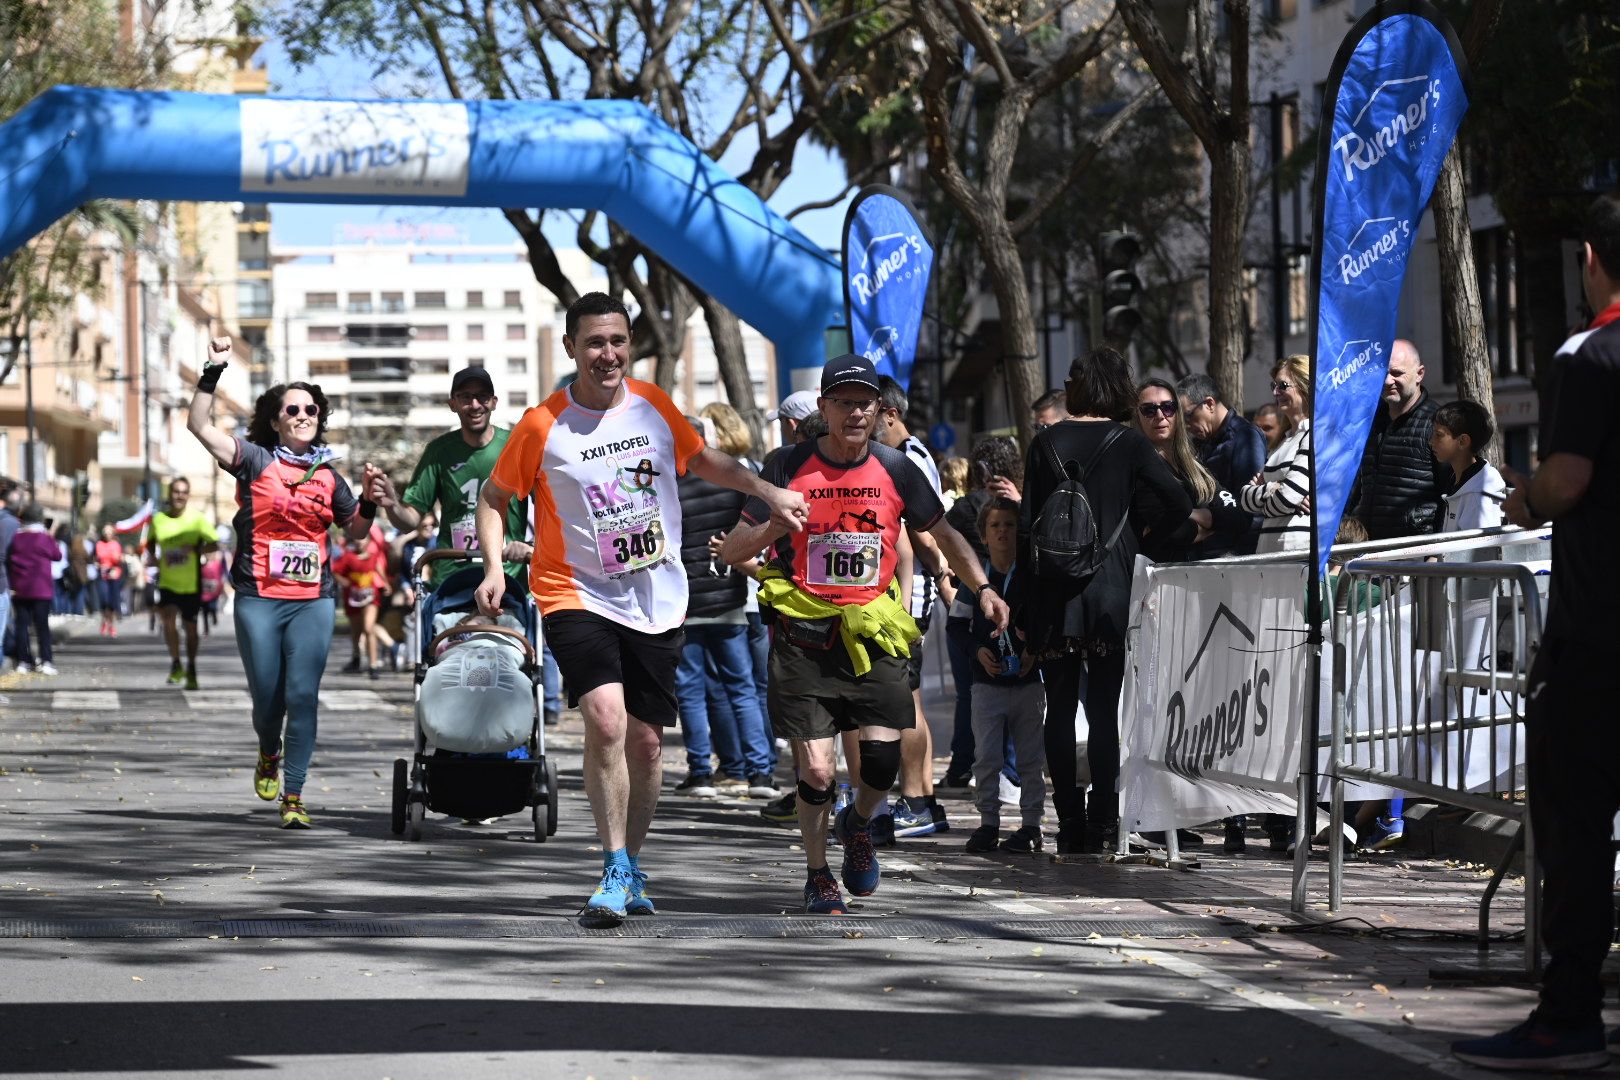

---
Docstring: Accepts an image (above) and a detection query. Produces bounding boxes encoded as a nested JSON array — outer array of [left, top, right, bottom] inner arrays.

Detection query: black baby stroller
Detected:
[[391, 548, 559, 841]]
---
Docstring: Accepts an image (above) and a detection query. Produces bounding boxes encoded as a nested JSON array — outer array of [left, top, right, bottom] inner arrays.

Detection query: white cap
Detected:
[[766, 389, 819, 423]]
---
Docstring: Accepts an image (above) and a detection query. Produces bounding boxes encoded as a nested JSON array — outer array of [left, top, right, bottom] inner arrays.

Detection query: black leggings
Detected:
[[1041, 649, 1125, 829], [10, 597, 52, 665]]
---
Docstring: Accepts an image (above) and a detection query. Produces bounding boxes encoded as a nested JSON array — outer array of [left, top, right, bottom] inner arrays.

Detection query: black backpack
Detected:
[[1030, 426, 1129, 584]]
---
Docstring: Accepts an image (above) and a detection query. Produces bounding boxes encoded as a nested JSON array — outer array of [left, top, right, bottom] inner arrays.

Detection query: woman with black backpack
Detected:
[[1019, 348, 1195, 855]]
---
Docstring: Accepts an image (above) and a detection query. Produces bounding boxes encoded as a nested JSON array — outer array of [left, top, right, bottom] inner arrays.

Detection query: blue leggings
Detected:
[[234, 595, 335, 796]]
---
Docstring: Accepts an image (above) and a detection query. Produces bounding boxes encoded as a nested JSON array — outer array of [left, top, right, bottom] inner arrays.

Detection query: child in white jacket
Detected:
[[1431, 400, 1507, 532]]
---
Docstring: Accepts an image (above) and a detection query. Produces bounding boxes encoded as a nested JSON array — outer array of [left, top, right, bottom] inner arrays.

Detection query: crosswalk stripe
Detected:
[[43, 689, 398, 712], [51, 691, 121, 711]]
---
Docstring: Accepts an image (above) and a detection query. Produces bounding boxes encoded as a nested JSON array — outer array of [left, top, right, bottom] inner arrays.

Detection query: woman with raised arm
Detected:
[[187, 337, 376, 829]]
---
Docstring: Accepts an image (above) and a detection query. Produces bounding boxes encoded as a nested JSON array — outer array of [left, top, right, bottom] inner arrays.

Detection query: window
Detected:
[[465, 358, 485, 370], [503, 290, 521, 309], [510, 392, 529, 408], [346, 324, 412, 348], [467, 324, 485, 341], [417, 357, 450, 374], [347, 356, 410, 381], [465, 290, 484, 309], [304, 291, 337, 310], [380, 292, 405, 314], [308, 326, 343, 343], [415, 325, 449, 341], [508, 356, 528, 374], [1267, 0, 1297, 17], [505, 324, 526, 341], [1287, 253, 1309, 338], [308, 358, 347, 376], [414, 291, 446, 309], [346, 293, 373, 313]]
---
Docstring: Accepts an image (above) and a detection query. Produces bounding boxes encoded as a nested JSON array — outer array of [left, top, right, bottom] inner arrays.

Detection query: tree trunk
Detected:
[[1207, 139, 1250, 406], [699, 294, 765, 452], [1432, 145, 1499, 466], [980, 227, 1042, 448]]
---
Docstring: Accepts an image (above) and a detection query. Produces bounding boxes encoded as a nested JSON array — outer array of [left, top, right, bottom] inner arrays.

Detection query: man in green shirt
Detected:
[[146, 477, 219, 689], [365, 366, 533, 587]]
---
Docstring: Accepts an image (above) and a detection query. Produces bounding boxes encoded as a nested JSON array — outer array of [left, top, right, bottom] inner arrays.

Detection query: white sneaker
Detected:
[[12, 662, 31, 674], [36, 662, 58, 676], [998, 774, 1021, 807]]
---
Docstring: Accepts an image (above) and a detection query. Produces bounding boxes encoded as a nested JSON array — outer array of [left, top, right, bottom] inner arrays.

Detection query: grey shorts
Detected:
[[767, 634, 915, 742]]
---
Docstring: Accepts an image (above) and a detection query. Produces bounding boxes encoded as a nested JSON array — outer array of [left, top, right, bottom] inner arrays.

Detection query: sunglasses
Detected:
[[1137, 401, 1177, 419], [283, 403, 321, 418], [1270, 380, 1294, 394]]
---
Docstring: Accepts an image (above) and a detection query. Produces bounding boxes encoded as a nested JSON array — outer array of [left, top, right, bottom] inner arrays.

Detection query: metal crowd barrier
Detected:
[[1317, 528, 1551, 975]]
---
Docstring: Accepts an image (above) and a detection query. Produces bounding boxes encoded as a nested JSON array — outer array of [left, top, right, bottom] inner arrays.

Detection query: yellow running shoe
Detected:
[[279, 794, 310, 829], [254, 751, 280, 801]]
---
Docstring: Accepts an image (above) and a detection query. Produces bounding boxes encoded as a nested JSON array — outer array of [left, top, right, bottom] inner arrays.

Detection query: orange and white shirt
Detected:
[[492, 379, 704, 632]]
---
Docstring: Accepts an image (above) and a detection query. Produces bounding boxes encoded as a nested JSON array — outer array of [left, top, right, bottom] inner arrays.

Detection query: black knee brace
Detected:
[[858, 739, 902, 793], [798, 778, 835, 805]]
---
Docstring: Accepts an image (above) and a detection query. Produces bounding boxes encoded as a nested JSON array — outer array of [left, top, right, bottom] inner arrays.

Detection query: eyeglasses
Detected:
[[1270, 380, 1294, 394], [452, 393, 494, 406], [1137, 401, 1177, 419], [825, 397, 877, 414], [283, 403, 320, 418]]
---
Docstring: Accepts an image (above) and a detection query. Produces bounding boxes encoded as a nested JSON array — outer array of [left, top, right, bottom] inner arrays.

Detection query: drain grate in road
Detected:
[[0, 914, 1241, 941]]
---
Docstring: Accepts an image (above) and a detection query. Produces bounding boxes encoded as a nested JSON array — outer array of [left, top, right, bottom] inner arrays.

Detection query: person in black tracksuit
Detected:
[[1018, 348, 1194, 855], [1451, 192, 1620, 1072], [1349, 340, 1453, 541]]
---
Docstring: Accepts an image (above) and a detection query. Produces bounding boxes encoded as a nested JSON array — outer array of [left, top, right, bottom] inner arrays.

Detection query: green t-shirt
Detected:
[[402, 427, 530, 585], [149, 508, 219, 595]]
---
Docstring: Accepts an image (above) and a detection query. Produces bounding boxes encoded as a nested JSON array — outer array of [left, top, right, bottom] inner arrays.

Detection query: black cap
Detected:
[[451, 366, 495, 397], [820, 353, 880, 394]]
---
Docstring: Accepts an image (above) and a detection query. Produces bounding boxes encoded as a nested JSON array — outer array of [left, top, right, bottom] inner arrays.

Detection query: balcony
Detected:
[[345, 325, 413, 349]]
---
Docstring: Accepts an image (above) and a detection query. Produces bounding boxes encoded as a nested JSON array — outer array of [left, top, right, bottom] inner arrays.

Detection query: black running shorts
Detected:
[[768, 635, 916, 742], [542, 609, 682, 727], [905, 609, 932, 692], [157, 588, 202, 622]]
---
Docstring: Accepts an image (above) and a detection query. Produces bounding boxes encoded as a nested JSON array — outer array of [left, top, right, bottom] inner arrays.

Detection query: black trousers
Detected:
[[10, 597, 52, 665], [1041, 649, 1125, 829], [1526, 636, 1620, 1029]]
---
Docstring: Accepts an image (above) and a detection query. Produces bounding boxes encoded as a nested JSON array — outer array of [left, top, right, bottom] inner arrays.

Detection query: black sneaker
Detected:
[[938, 770, 972, 790], [929, 801, 951, 834], [673, 771, 718, 797], [760, 791, 797, 822], [543, 710, 561, 727], [1223, 817, 1247, 854], [869, 811, 896, 848], [746, 774, 779, 799], [965, 825, 999, 853], [1000, 825, 1043, 853], [343, 655, 361, 674]]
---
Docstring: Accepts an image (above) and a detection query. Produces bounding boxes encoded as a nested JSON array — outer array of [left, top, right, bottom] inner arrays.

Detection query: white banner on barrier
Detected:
[[1120, 558, 1312, 832]]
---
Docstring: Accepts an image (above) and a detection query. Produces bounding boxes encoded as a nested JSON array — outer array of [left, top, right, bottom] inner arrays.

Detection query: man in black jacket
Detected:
[[1350, 340, 1453, 540], [1177, 373, 1265, 555]]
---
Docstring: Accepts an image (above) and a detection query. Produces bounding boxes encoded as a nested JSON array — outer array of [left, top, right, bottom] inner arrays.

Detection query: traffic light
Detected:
[[1099, 230, 1143, 344]]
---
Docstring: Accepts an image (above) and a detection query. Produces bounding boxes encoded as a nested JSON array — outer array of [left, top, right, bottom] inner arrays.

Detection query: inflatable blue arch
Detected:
[[0, 87, 844, 396]]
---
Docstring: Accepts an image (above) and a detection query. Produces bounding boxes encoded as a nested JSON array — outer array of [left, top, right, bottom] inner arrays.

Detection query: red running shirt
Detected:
[[333, 547, 389, 609], [224, 438, 358, 601], [740, 440, 943, 607]]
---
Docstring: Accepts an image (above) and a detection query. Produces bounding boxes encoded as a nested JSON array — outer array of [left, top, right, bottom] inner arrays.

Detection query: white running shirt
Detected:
[[492, 379, 704, 632]]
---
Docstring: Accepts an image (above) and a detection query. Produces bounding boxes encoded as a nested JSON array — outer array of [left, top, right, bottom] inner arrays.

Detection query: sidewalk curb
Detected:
[[1401, 801, 1523, 871]]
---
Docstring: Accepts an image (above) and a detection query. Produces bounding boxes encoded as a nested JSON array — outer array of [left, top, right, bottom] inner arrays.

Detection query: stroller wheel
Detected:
[[407, 798, 425, 841], [390, 759, 407, 835], [532, 801, 549, 843], [545, 757, 559, 837]]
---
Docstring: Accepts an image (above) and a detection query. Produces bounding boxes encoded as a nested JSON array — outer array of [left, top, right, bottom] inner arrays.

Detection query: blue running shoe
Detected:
[[834, 805, 880, 896], [583, 865, 634, 925], [1363, 815, 1405, 851], [889, 800, 936, 837], [626, 867, 655, 916], [803, 867, 847, 914], [1452, 1020, 1608, 1072]]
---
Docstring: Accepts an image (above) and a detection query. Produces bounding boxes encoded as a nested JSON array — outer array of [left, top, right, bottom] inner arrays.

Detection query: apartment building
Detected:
[[272, 235, 780, 465]]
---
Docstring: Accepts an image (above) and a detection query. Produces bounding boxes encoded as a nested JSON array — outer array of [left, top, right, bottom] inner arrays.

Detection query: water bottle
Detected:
[[833, 781, 852, 814]]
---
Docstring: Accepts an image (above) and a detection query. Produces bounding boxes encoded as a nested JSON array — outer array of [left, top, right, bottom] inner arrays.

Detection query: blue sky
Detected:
[[263, 41, 856, 254]]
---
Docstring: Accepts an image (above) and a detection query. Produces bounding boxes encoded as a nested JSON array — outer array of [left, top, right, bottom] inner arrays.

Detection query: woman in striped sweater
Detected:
[[1239, 354, 1313, 553]]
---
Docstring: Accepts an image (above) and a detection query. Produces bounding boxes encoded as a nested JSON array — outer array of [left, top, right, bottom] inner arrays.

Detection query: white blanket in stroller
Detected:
[[416, 611, 533, 753]]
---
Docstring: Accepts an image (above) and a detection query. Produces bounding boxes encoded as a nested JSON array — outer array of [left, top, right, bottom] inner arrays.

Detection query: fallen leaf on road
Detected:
[[1372, 983, 1389, 994], [131, 976, 144, 982], [1402, 1012, 1416, 1024]]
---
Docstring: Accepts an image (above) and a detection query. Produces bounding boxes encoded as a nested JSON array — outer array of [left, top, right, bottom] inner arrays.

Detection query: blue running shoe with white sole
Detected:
[[834, 805, 880, 896], [1451, 1020, 1608, 1072], [803, 867, 847, 914], [583, 865, 635, 925], [626, 867, 655, 916], [889, 800, 936, 837]]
